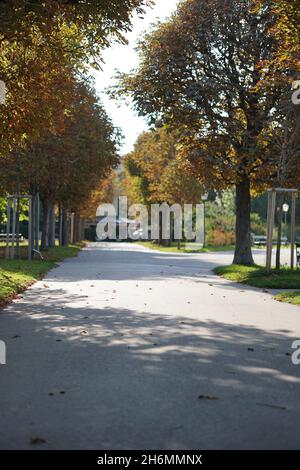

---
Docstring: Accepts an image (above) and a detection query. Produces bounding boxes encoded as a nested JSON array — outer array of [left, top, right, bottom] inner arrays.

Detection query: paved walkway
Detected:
[[0, 243, 299, 449]]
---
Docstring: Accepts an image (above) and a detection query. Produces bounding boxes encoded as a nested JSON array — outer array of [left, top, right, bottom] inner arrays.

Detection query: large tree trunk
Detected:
[[74, 214, 83, 243], [233, 178, 254, 266], [41, 199, 50, 251]]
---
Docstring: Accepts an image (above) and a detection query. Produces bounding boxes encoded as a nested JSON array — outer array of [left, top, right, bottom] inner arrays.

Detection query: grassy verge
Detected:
[[137, 241, 235, 253], [275, 291, 300, 306], [0, 243, 84, 306], [214, 264, 300, 289]]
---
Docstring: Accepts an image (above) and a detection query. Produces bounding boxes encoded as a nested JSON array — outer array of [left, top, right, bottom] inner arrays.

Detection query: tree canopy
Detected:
[[114, 0, 299, 264]]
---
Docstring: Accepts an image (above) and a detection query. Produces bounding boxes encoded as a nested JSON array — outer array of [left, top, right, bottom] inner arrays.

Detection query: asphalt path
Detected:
[[0, 242, 299, 449]]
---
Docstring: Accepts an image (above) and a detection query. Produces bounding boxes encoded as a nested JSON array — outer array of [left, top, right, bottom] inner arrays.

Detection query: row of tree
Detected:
[[114, 0, 300, 265], [0, 0, 153, 252]]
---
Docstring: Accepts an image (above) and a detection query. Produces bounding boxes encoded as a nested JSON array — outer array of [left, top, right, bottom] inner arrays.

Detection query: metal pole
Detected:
[[291, 193, 296, 269], [203, 203, 206, 248], [70, 212, 75, 244], [5, 199, 11, 260], [28, 196, 33, 260], [11, 198, 16, 260], [35, 193, 40, 251], [59, 206, 63, 246], [266, 190, 276, 271]]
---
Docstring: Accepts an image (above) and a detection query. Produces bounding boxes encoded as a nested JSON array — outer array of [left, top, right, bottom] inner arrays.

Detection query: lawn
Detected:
[[0, 243, 84, 306], [214, 264, 300, 289], [138, 241, 235, 253], [275, 291, 300, 306]]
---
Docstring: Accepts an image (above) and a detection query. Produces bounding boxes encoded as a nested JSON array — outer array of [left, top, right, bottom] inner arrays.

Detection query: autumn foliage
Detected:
[[114, 0, 300, 264], [0, 0, 152, 249]]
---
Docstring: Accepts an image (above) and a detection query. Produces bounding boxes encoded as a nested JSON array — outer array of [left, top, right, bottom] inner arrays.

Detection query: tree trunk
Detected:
[[62, 208, 69, 247], [41, 199, 50, 251], [73, 213, 79, 243], [48, 205, 56, 247], [233, 178, 254, 266], [74, 215, 83, 243], [59, 205, 63, 246]]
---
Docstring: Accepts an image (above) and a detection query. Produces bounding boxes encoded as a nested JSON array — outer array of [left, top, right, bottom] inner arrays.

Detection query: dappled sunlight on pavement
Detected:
[[0, 243, 300, 449]]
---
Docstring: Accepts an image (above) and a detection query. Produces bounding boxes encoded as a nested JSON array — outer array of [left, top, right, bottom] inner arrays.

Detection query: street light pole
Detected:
[[282, 203, 289, 241], [201, 192, 209, 248]]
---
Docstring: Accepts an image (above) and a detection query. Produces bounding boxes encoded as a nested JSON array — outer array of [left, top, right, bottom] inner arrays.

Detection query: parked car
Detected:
[[251, 233, 289, 246], [251, 234, 267, 246]]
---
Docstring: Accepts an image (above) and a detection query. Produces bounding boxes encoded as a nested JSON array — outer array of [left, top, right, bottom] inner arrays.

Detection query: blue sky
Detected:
[[93, 0, 179, 155]]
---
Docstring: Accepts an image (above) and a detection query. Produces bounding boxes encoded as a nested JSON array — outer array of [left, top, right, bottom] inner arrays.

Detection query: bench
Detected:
[[0, 233, 25, 241], [296, 243, 300, 267]]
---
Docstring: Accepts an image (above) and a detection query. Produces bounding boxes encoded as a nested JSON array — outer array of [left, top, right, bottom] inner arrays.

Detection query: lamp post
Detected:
[[201, 192, 209, 248], [282, 203, 289, 241]]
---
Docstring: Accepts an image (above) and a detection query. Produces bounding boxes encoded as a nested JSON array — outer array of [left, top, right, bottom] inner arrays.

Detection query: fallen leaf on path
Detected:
[[43, 284, 49, 288], [198, 395, 218, 400], [30, 437, 46, 445], [256, 402, 286, 411]]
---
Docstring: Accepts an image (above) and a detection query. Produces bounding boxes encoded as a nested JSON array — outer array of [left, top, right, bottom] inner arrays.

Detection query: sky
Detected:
[[93, 0, 179, 155]]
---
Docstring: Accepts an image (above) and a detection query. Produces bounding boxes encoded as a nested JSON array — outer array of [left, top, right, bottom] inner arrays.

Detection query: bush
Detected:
[[207, 228, 235, 246]]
